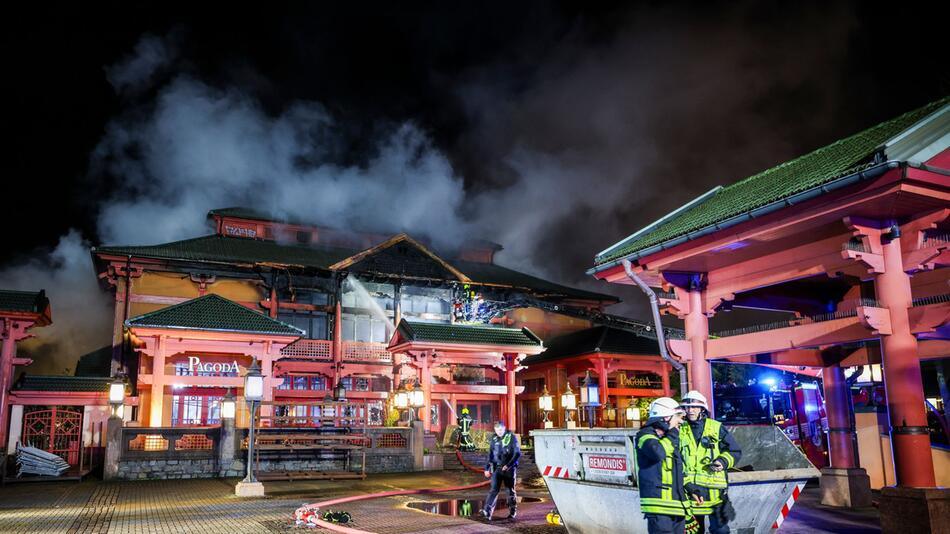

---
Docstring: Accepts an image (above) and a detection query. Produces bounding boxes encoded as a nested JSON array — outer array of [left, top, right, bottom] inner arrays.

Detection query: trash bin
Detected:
[[530, 425, 819, 534]]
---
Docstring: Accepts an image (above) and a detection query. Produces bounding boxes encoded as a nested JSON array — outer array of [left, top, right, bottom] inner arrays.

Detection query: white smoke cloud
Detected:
[[94, 76, 471, 248], [0, 231, 112, 376]]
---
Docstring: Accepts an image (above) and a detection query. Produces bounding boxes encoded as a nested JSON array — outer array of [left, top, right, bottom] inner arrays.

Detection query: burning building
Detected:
[[89, 207, 620, 436]]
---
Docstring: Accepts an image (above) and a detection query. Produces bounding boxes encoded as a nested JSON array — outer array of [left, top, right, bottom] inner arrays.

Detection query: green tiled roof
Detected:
[[126, 294, 304, 336], [0, 290, 48, 314], [94, 235, 617, 303], [396, 320, 541, 347], [14, 375, 113, 392], [94, 235, 354, 269], [523, 326, 659, 366], [595, 97, 950, 266]]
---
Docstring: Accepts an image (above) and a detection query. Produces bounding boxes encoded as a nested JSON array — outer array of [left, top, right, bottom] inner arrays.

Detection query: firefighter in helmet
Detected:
[[635, 397, 703, 534], [458, 407, 476, 451], [678, 391, 742, 534]]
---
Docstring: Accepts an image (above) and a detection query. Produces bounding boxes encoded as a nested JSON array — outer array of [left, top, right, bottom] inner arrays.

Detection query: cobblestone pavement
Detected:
[[0, 474, 881, 533], [0, 472, 566, 534]]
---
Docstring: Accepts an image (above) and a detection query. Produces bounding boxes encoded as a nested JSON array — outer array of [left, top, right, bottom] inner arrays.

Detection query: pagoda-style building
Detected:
[[90, 207, 618, 433], [590, 98, 950, 529]]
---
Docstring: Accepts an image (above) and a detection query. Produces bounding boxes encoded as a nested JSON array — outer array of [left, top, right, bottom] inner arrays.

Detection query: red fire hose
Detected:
[[294, 450, 488, 534]]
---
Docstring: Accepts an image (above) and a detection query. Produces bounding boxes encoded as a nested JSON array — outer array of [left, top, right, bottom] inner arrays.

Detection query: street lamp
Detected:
[[539, 385, 554, 429], [578, 371, 600, 429], [409, 378, 426, 423], [625, 397, 640, 428], [393, 383, 409, 423], [604, 401, 617, 423], [238, 359, 264, 495], [221, 388, 236, 420], [109, 375, 126, 418], [561, 382, 577, 429]]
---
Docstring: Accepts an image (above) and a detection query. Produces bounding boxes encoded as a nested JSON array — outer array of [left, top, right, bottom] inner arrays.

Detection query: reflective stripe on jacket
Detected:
[[634, 427, 692, 517]]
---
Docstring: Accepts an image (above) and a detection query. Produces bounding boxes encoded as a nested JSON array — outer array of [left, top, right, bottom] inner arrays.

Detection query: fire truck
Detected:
[[714, 380, 830, 468]]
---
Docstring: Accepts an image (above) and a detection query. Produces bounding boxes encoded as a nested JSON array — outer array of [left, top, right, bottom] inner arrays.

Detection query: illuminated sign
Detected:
[[588, 455, 627, 471], [223, 224, 257, 238], [617, 372, 662, 389], [188, 356, 240, 375]]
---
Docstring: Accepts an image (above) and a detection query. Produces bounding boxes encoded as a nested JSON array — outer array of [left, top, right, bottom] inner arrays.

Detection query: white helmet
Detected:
[[680, 390, 709, 411], [648, 397, 684, 420]]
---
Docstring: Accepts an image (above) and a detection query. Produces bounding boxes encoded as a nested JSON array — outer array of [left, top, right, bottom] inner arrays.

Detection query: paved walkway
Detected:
[[0, 474, 881, 533], [0, 472, 562, 534]]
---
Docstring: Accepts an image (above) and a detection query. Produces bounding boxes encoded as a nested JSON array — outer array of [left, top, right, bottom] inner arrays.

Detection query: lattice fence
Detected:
[[128, 434, 169, 452], [374, 432, 408, 448], [174, 434, 215, 450]]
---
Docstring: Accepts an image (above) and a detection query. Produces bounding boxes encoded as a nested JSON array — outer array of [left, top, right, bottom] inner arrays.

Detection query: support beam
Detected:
[[686, 289, 713, 411], [149, 335, 166, 427], [504, 353, 518, 432], [876, 227, 936, 487]]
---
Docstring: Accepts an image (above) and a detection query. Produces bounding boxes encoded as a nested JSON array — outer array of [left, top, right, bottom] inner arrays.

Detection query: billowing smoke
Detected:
[[5, 4, 860, 372], [0, 232, 112, 376]]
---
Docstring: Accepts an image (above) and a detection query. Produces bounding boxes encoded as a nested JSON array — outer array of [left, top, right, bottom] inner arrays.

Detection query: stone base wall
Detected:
[[108, 426, 417, 480]]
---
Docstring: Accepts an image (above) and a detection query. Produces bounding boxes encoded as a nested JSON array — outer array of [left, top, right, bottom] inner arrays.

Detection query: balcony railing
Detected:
[[343, 342, 392, 364], [279, 339, 391, 364], [280, 339, 333, 361], [711, 298, 880, 338], [912, 293, 950, 307]]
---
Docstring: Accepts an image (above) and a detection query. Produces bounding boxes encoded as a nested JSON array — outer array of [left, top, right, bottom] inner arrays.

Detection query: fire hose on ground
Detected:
[[293, 450, 489, 533]]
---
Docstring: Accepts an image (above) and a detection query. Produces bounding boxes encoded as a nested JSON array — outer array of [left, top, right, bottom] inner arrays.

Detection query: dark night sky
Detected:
[[2, 1, 948, 368]]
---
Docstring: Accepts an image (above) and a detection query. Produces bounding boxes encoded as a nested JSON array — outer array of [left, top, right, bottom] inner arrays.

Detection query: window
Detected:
[[400, 286, 451, 322], [277, 290, 330, 340], [341, 314, 389, 342], [171, 395, 224, 426], [341, 377, 370, 391], [278, 374, 327, 391]]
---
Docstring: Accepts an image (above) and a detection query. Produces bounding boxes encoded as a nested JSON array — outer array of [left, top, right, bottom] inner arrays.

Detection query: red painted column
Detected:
[[661, 364, 671, 397], [421, 354, 432, 433], [595, 358, 608, 426], [0, 320, 19, 449], [505, 353, 517, 431], [822, 365, 857, 468], [333, 299, 343, 385], [686, 289, 713, 410], [876, 232, 936, 487]]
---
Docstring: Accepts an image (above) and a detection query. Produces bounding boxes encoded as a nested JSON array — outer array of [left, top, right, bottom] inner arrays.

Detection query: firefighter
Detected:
[[458, 407, 476, 451], [679, 391, 741, 534], [479, 421, 521, 521], [635, 397, 700, 534]]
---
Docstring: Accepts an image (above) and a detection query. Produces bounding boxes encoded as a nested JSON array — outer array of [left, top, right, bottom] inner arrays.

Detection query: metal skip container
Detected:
[[530, 426, 820, 534]]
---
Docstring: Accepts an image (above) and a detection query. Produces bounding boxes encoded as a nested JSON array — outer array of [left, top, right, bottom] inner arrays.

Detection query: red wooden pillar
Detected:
[[421, 353, 432, 433], [333, 299, 343, 385], [595, 358, 608, 426], [822, 365, 857, 468], [661, 363, 672, 397], [686, 289, 714, 410], [876, 231, 935, 487], [269, 286, 278, 318], [0, 320, 21, 449], [505, 353, 517, 431]]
